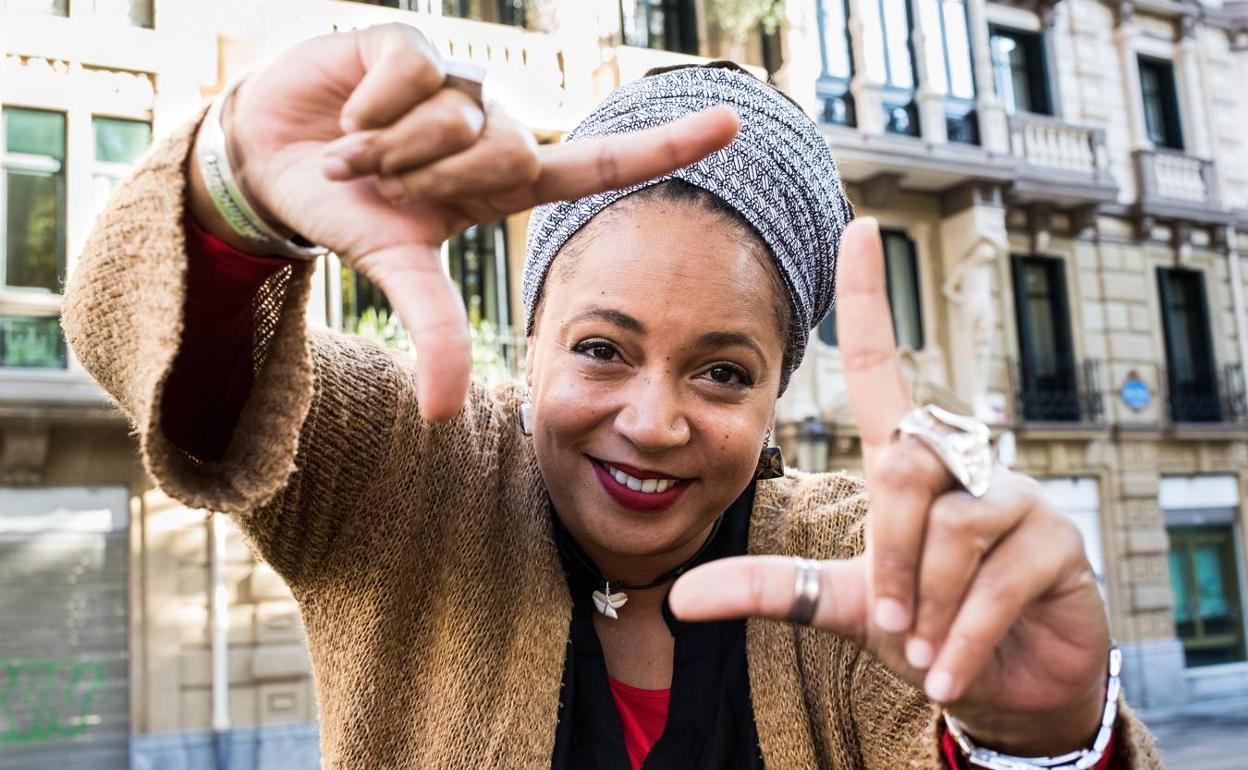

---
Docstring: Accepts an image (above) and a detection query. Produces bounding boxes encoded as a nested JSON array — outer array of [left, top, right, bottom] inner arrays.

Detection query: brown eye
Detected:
[[572, 340, 620, 362], [705, 364, 751, 387]]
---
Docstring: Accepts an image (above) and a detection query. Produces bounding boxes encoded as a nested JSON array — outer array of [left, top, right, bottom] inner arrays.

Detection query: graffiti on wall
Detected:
[[0, 658, 103, 745]]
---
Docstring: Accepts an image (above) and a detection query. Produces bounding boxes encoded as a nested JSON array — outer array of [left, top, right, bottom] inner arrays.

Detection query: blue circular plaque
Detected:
[[1121, 375, 1151, 411]]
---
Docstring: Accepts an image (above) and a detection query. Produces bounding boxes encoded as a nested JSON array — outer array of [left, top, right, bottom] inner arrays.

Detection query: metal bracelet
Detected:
[[943, 647, 1122, 770], [195, 78, 328, 261]]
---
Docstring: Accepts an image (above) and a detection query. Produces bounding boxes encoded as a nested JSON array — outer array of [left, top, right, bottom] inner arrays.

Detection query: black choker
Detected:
[[557, 515, 726, 619]]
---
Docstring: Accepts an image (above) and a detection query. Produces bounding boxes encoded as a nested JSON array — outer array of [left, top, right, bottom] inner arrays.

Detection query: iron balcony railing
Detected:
[[1010, 357, 1105, 425], [1164, 363, 1248, 425]]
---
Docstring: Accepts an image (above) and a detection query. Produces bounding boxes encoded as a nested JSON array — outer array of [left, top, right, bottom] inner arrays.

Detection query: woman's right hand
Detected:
[[188, 22, 739, 421]]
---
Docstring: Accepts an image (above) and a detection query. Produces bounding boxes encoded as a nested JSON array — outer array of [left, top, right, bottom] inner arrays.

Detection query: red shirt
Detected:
[[171, 217, 1123, 770]]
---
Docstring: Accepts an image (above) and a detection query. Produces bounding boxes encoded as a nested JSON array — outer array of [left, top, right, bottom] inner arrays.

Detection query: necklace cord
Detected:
[[556, 513, 728, 592]]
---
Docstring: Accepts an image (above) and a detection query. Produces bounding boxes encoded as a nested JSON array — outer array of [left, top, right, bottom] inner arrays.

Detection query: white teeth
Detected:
[[604, 463, 679, 494]]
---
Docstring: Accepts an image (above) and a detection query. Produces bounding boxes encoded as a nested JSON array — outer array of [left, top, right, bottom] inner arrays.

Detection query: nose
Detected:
[[613, 375, 691, 453]]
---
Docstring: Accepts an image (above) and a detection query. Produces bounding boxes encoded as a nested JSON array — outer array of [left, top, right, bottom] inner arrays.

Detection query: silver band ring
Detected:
[[787, 558, 822, 626]]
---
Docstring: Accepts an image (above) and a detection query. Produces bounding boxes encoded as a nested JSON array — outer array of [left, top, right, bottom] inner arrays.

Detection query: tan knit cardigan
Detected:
[[61, 113, 1163, 770]]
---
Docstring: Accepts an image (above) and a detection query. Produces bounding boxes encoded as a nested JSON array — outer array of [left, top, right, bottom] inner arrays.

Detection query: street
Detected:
[[1146, 696, 1248, 770]]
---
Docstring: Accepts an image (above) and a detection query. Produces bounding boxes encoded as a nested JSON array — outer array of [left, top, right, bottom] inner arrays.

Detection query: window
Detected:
[[818, 229, 923, 350], [862, 0, 920, 136], [620, 0, 698, 55], [1169, 526, 1246, 667], [1139, 56, 1184, 151], [93, 0, 153, 27], [989, 26, 1051, 116], [448, 222, 510, 330], [92, 117, 152, 222], [816, 0, 856, 127], [1, 0, 67, 15], [1158, 268, 1220, 422], [442, 0, 527, 26], [0, 315, 66, 367], [341, 221, 511, 345], [916, 0, 977, 143], [1012, 256, 1078, 422], [3, 108, 66, 295]]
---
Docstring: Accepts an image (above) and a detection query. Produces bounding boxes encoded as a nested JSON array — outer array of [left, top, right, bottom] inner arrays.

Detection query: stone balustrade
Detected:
[[1132, 147, 1219, 219], [256, 0, 577, 132], [1008, 112, 1111, 179]]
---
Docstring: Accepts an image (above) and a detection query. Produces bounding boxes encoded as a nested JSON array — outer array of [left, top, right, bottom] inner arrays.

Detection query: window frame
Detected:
[[1168, 524, 1247, 667], [816, 0, 857, 127], [988, 24, 1052, 116], [818, 229, 924, 351], [618, 0, 699, 55], [2, 106, 68, 297], [917, 0, 978, 143], [1157, 266, 1221, 423], [1011, 254, 1080, 422], [1138, 55, 1185, 151]]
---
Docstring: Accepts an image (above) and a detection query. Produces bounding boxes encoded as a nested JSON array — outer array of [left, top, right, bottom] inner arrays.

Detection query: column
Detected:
[[966, 0, 1008, 153], [909, 0, 948, 145], [1173, 14, 1211, 158], [846, 0, 886, 135], [1113, 0, 1150, 151]]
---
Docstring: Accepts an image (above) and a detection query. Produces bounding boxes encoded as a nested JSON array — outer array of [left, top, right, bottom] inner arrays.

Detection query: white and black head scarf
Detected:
[[523, 64, 853, 393]]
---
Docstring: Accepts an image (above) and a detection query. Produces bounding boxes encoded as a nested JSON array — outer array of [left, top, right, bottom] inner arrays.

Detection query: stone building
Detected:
[[0, 0, 1246, 767]]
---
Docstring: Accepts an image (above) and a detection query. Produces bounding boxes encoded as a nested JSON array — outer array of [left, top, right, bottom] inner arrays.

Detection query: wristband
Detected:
[[943, 646, 1121, 770], [195, 78, 328, 262]]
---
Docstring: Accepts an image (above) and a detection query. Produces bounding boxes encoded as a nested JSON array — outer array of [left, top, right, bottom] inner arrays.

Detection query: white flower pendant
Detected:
[[591, 589, 629, 619]]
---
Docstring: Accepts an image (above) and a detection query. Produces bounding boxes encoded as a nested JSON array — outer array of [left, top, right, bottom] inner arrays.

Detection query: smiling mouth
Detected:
[[588, 457, 692, 512]]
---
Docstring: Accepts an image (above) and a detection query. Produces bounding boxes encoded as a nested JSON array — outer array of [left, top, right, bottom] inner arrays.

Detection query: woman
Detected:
[[63, 22, 1161, 770]]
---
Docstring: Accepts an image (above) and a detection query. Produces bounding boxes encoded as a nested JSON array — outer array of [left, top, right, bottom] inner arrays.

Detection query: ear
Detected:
[[524, 337, 536, 391]]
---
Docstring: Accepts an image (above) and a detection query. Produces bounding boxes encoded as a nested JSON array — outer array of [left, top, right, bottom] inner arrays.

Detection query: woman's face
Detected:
[[526, 196, 786, 572]]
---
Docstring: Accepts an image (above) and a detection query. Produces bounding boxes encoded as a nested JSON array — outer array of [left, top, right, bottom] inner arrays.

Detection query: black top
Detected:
[[550, 483, 765, 770]]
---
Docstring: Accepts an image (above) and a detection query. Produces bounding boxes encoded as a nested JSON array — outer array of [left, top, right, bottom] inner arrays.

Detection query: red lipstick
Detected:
[[590, 459, 690, 513]]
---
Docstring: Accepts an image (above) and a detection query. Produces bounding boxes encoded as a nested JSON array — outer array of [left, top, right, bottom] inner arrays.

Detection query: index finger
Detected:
[[529, 106, 739, 205], [836, 218, 915, 457]]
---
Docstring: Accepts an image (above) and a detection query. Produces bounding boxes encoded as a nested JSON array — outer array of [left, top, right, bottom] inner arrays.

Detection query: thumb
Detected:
[[362, 243, 471, 423], [668, 555, 869, 641]]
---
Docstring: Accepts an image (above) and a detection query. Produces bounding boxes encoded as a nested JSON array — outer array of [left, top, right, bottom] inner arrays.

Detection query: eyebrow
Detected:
[[566, 308, 646, 334], [695, 331, 767, 363]]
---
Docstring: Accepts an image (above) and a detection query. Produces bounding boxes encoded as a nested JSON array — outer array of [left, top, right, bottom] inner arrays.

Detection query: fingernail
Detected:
[[905, 637, 934, 669], [322, 156, 352, 181], [873, 598, 909, 633], [377, 176, 406, 202], [925, 669, 954, 703]]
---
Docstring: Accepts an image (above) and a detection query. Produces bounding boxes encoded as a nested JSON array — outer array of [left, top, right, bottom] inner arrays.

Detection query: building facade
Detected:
[[1, 0, 1246, 767]]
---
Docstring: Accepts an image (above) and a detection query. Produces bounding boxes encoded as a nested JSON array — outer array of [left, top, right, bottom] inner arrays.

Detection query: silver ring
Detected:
[[787, 558, 821, 626], [894, 404, 995, 498], [443, 60, 486, 107]]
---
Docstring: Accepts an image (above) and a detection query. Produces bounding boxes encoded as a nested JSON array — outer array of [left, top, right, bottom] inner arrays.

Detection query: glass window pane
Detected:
[[883, 232, 923, 350], [93, 0, 153, 27], [942, 0, 974, 99], [1169, 548, 1192, 624], [4, 109, 66, 160], [2, 0, 68, 15], [0, 315, 67, 368], [881, 0, 914, 88], [93, 118, 152, 164], [820, 0, 852, 80], [5, 170, 65, 291], [1192, 543, 1230, 619]]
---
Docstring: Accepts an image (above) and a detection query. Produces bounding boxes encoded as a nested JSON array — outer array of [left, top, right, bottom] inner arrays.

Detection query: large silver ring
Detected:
[[443, 60, 487, 107], [894, 405, 995, 498], [787, 558, 822, 626]]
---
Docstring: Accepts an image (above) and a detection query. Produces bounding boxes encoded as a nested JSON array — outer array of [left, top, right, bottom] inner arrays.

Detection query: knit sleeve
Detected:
[[60, 109, 477, 587], [848, 651, 1166, 769]]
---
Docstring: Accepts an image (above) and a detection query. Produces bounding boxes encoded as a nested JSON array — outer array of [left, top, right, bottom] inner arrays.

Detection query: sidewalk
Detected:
[[1143, 695, 1248, 770]]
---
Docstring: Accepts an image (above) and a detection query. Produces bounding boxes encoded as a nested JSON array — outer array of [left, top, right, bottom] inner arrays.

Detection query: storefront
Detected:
[[0, 485, 131, 769]]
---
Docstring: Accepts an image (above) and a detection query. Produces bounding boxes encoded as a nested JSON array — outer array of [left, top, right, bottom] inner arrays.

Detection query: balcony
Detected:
[[255, 1, 581, 133], [1007, 113, 1118, 207], [1164, 363, 1248, 427], [1133, 148, 1226, 228], [1009, 358, 1106, 427]]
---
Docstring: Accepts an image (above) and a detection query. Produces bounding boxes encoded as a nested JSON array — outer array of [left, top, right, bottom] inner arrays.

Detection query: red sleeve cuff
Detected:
[[939, 720, 1120, 770], [161, 215, 303, 460]]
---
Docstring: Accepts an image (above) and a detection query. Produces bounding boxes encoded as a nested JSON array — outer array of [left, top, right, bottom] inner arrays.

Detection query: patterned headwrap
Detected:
[[523, 65, 853, 393]]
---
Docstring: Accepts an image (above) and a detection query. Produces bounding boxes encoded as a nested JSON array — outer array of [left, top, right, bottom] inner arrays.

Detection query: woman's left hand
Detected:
[[669, 218, 1110, 757]]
